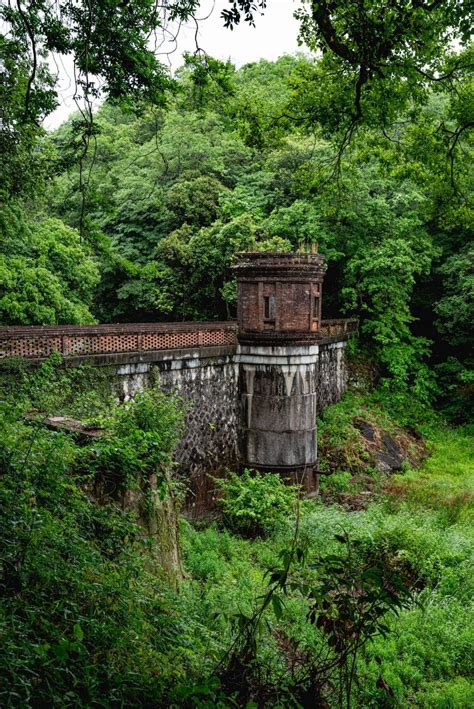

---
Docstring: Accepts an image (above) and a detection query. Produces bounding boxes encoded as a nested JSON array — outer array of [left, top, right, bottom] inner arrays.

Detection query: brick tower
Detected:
[[233, 252, 326, 484]]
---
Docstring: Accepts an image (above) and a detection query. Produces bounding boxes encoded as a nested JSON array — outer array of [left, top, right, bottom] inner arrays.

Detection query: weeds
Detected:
[[215, 469, 299, 537], [182, 394, 473, 707]]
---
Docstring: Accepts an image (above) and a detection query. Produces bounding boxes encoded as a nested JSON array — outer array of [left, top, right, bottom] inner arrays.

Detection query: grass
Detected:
[[387, 424, 474, 527], [182, 405, 474, 707]]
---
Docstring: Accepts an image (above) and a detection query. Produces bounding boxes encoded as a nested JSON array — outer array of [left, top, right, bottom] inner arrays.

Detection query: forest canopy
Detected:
[[0, 1, 472, 415]]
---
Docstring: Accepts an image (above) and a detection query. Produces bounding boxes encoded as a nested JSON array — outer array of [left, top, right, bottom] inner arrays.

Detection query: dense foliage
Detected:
[[1, 3, 472, 705], [216, 469, 298, 537], [0, 390, 190, 705], [1, 369, 472, 706], [1, 47, 471, 417], [0, 212, 99, 324], [226, 1, 472, 139]]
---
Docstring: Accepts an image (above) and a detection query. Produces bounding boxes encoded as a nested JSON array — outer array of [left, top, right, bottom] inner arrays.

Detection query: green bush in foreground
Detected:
[[0, 398, 202, 707], [216, 468, 298, 537]]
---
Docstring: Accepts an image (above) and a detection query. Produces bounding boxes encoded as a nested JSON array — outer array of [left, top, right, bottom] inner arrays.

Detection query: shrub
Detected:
[[216, 469, 297, 537], [84, 388, 184, 494], [0, 395, 193, 706]]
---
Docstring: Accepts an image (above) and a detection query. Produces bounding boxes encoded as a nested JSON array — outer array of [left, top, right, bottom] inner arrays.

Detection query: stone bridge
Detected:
[[0, 253, 358, 510], [0, 318, 357, 363]]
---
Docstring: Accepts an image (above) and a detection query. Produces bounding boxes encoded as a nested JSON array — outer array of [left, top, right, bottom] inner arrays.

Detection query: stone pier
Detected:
[[0, 253, 357, 503]]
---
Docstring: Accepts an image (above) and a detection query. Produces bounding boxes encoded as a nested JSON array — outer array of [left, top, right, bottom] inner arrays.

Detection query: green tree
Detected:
[[435, 243, 474, 346], [225, 2, 472, 135], [0, 211, 99, 324]]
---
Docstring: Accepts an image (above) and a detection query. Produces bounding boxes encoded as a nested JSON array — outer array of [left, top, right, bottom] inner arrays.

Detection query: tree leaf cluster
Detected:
[[1, 20, 471, 414]]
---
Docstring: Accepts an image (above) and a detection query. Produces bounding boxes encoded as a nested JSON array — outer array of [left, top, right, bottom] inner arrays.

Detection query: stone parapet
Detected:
[[319, 318, 358, 338], [0, 320, 357, 362]]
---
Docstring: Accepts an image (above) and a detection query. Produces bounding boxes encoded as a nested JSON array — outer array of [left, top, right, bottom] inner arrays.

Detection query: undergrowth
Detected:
[[181, 392, 474, 707], [0, 403, 204, 706], [0, 373, 472, 706]]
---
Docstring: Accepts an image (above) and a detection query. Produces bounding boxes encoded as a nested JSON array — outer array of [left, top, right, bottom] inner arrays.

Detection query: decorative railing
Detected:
[[0, 319, 358, 360], [0, 322, 238, 359], [319, 319, 359, 337]]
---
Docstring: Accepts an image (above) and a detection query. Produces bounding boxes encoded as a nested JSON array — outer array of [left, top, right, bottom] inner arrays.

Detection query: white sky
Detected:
[[45, 0, 303, 130]]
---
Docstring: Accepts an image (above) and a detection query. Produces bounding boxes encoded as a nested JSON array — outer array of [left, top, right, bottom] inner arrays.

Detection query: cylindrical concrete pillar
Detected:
[[237, 342, 319, 471]]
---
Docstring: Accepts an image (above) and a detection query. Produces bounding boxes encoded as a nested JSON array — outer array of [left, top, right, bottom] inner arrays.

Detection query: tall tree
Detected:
[[0, 1, 205, 203], [224, 2, 472, 148]]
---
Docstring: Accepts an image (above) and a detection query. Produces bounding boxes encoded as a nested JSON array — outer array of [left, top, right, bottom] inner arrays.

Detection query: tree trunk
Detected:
[[122, 467, 184, 588]]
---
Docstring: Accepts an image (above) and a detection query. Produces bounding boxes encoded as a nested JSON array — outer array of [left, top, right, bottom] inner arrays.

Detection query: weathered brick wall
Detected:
[[235, 252, 326, 336]]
